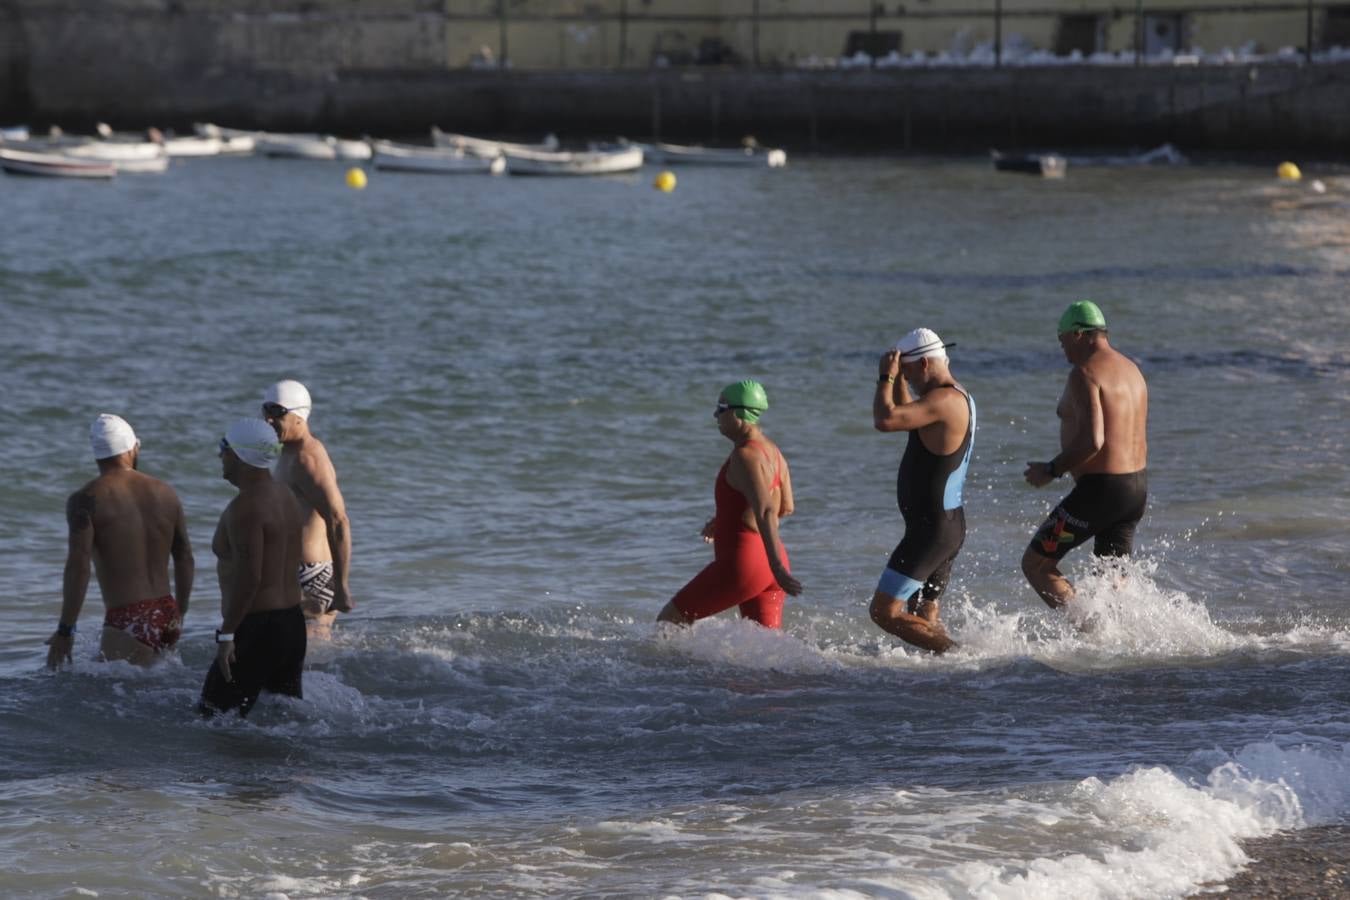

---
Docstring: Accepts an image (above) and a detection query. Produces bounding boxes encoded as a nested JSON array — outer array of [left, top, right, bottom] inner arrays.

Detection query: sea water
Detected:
[[1, 155, 1347, 898]]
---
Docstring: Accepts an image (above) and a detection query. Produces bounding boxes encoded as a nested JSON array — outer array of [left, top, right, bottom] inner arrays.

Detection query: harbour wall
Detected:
[[2, 5, 1349, 151]]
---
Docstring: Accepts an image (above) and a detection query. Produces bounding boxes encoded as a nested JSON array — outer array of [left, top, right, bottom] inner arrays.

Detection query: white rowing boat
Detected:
[[0, 147, 117, 179], [162, 135, 222, 157], [64, 140, 165, 162], [255, 133, 371, 160], [431, 127, 559, 157], [1, 125, 30, 142], [504, 144, 643, 176], [638, 141, 787, 168], [371, 140, 505, 174], [194, 124, 259, 155], [115, 150, 171, 174]]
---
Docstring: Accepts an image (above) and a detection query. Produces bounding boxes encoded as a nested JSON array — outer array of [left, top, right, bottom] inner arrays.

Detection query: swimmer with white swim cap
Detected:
[[199, 418, 306, 718], [47, 415, 195, 669], [870, 329, 975, 654], [262, 380, 354, 638]]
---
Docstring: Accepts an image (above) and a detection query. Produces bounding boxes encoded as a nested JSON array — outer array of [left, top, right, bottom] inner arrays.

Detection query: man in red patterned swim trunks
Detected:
[[46, 415, 195, 668]]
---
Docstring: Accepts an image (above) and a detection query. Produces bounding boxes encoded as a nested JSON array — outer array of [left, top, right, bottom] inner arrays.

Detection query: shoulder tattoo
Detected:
[[66, 492, 95, 531]]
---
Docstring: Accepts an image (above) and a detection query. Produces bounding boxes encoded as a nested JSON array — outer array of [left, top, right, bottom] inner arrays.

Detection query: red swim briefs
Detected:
[[103, 595, 181, 652]]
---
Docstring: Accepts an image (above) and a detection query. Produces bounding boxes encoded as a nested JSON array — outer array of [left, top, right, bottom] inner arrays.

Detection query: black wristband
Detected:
[[1047, 459, 1058, 478], [878, 375, 895, 385], [57, 621, 76, 637]]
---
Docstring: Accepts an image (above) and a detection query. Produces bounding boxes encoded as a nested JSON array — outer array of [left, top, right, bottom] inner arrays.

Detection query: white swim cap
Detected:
[[223, 418, 282, 469], [90, 414, 138, 460], [263, 379, 312, 421], [895, 327, 954, 362]]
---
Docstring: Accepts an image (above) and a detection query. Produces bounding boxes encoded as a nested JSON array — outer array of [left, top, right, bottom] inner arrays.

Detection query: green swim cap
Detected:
[[719, 380, 768, 424], [1058, 300, 1107, 335]]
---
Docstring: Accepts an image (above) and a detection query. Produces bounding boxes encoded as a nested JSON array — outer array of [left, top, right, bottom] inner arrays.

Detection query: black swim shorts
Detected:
[[1028, 470, 1148, 561], [878, 507, 966, 606], [199, 604, 307, 718]]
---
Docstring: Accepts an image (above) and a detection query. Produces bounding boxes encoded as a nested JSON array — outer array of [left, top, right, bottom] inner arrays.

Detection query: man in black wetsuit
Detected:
[[869, 328, 976, 654], [1023, 301, 1149, 615]]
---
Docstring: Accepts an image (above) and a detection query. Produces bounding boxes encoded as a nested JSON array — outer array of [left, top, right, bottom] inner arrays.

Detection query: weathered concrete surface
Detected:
[[2, 4, 1349, 151]]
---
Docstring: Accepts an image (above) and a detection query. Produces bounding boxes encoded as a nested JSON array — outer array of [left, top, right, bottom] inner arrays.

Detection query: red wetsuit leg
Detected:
[[738, 543, 788, 628], [673, 532, 787, 627]]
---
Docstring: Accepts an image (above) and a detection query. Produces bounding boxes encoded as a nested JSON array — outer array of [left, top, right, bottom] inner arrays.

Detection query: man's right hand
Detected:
[[878, 349, 901, 381], [216, 641, 236, 682], [44, 632, 73, 670]]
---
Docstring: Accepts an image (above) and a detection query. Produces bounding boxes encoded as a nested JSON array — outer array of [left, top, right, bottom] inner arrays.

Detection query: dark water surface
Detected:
[[1, 156, 1348, 898]]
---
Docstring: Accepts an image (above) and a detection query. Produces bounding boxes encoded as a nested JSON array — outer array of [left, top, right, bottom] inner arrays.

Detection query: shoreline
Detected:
[[1191, 825, 1350, 898]]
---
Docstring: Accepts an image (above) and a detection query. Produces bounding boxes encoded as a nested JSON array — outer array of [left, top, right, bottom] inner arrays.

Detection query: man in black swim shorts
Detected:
[[199, 418, 307, 718], [1023, 301, 1149, 612]]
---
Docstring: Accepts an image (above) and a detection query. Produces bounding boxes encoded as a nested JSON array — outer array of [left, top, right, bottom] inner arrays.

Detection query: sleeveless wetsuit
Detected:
[[877, 386, 976, 606], [671, 439, 791, 628], [1028, 469, 1148, 560]]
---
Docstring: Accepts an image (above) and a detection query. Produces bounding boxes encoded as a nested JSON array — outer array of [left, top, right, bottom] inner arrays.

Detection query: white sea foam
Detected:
[[942, 741, 1350, 899]]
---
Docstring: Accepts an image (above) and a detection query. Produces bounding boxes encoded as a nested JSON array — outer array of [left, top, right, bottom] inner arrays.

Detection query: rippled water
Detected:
[[2, 155, 1348, 899]]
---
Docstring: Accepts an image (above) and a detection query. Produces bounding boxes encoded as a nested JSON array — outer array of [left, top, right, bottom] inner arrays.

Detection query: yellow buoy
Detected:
[[345, 167, 368, 190], [653, 170, 676, 192], [1276, 161, 1301, 181]]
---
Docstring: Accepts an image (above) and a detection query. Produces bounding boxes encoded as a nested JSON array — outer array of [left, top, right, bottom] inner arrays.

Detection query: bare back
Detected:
[[1059, 343, 1148, 476], [75, 470, 183, 609], [728, 436, 793, 533], [213, 480, 304, 615]]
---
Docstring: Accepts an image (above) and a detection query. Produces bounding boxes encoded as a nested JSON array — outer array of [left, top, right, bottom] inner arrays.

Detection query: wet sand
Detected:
[[1192, 826, 1350, 898]]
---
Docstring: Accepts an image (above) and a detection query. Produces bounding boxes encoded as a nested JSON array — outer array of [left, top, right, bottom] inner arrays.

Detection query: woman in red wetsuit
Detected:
[[658, 380, 802, 629]]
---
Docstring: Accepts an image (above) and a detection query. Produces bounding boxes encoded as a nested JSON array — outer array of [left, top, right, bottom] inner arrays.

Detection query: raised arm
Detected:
[[47, 490, 96, 668], [873, 351, 948, 433], [728, 447, 802, 596]]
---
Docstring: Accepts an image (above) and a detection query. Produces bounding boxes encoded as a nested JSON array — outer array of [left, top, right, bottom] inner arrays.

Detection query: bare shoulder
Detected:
[[66, 480, 99, 528], [295, 436, 336, 474]]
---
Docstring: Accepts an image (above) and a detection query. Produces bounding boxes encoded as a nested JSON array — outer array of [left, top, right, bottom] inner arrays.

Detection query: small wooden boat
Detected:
[[0, 147, 117, 178], [162, 135, 222, 157], [194, 124, 259, 155], [505, 144, 643, 176], [432, 127, 559, 157], [639, 141, 787, 168], [64, 140, 166, 162], [115, 151, 171, 174], [371, 140, 505, 174], [256, 133, 338, 160], [991, 150, 1066, 178]]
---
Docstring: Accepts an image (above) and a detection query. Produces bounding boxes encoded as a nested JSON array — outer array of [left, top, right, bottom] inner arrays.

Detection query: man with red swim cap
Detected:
[[658, 380, 802, 629]]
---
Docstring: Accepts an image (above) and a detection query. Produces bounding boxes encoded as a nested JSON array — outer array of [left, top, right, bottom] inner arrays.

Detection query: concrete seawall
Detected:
[[3, 4, 1349, 151]]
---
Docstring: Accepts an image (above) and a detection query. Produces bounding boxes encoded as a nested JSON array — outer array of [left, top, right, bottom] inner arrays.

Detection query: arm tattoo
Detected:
[[66, 492, 95, 531]]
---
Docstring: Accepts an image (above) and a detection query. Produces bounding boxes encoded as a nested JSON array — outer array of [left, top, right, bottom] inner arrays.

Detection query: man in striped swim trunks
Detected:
[[263, 380, 354, 639]]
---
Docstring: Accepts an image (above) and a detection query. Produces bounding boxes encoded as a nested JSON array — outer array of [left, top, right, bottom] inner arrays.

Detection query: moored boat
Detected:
[[991, 150, 1067, 178], [255, 133, 338, 160], [0, 147, 117, 179], [371, 140, 505, 174], [432, 127, 560, 157], [64, 140, 165, 162], [162, 135, 222, 157], [115, 151, 171, 174], [504, 144, 643, 176], [0, 125, 30, 142], [639, 141, 787, 168]]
